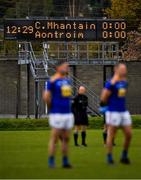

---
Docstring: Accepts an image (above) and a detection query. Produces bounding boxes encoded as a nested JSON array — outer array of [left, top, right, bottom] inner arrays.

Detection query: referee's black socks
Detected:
[[81, 131, 87, 146], [74, 132, 79, 146]]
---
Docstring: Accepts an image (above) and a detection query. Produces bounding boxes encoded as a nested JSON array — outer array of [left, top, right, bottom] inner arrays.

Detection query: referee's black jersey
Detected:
[[72, 94, 88, 125]]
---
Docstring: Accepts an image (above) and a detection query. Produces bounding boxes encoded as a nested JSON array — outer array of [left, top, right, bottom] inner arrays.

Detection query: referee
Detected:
[[72, 86, 88, 147]]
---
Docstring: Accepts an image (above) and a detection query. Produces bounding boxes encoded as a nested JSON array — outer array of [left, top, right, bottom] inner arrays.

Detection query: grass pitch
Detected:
[[0, 130, 141, 179]]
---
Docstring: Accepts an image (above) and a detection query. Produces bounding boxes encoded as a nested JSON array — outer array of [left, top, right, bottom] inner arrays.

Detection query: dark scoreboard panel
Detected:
[[4, 19, 127, 41]]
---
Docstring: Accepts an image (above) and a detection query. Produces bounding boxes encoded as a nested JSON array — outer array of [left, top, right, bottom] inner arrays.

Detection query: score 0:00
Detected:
[[102, 31, 127, 39], [103, 22, 126, 30]]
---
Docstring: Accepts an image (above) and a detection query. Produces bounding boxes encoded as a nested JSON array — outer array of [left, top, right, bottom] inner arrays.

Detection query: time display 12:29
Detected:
[[6, 25, 34, 34]]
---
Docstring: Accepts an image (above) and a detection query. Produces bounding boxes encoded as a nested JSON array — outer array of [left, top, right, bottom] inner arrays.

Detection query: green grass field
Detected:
[[0, 130, 141, 179]]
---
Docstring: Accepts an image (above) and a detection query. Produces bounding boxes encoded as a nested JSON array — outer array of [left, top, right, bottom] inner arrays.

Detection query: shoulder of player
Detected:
[[49, 75, 60, 83], [110, 79, 128, 87], [104, 79, 115, 90], [105, 79, 112, 86], [50, 75, 70, 82]]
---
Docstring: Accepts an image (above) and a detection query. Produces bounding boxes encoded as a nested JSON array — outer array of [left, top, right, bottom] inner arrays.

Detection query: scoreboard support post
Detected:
[[15, 65, 21, 119], [71, 65, 77, 95], [27, 64, 30, 118], [35, 80, 39, 119]]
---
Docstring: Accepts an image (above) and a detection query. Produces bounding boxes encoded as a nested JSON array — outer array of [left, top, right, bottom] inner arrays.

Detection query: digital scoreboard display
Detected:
[[4, 19, 127, 41]]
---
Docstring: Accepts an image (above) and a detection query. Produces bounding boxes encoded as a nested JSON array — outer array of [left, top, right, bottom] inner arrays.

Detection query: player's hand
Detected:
[[99, 106, 108, 114]]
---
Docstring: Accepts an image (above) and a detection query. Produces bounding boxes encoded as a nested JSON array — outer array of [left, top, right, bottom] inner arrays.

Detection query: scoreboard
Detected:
[[4, 19, 127, 41]]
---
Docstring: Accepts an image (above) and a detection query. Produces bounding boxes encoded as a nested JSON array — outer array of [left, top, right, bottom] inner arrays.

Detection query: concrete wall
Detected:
[[0, 60, 141, 116], [0, 61, 35, 116], [0, 60, 18, 115], [74, 62, 141, 114], [126, 62, 141, 114]]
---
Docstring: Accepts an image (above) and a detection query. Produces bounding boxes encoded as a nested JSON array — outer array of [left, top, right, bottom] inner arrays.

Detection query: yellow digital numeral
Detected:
[[11, 26, 17, 34], [22, 26, 28, 34], [103, 22, 108, 30]]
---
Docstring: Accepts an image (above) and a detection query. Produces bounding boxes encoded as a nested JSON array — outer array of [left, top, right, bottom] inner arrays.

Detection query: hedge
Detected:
[[0, 115, 141, 131], [0, 118, 49, 131]]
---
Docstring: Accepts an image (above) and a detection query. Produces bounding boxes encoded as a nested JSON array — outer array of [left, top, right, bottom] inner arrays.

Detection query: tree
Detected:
[[52, 0, 94, 17], [0, 0, 16, 23], [0, 0, 54, 20], [106, 0, 141, 30], [16, 0, 53, 17], [122, 32, 141, 61]]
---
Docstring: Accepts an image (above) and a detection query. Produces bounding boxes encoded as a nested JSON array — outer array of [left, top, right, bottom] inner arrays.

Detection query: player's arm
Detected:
[[100, 88, 111, 105], [99, 81, 113, 113], [43, 90, 52, 110]]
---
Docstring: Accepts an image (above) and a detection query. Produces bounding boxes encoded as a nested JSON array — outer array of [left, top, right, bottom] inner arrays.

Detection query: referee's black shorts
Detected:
[[74, 111, 89, 126]]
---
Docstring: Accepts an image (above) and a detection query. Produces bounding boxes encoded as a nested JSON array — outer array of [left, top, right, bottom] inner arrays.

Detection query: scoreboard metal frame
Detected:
[[4, 18, 127, 41]]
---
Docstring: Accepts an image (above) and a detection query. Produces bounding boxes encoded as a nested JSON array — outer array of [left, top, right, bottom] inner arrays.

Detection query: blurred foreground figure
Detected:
[[43, 62, 74, 168], [72, 86, 88, 147], [100, 63, 132, 165]]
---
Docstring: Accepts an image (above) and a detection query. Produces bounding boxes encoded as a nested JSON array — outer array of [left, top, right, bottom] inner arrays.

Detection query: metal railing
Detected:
[[19, 42, 49, 80], [42, 41, 119, 65]]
